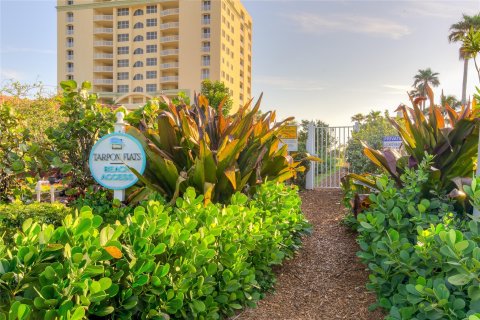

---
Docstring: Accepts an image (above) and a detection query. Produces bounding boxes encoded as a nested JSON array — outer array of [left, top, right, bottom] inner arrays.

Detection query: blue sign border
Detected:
[[89, 132, 146, 190]]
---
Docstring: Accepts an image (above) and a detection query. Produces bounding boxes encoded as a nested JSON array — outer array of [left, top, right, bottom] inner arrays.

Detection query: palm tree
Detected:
[[448, 14, 480, 105], [461, 28, 480, 83], [412, 68, 440, 110]]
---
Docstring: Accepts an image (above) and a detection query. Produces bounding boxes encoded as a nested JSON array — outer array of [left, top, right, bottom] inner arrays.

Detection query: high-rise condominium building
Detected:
[[57, 0, 252, 111]]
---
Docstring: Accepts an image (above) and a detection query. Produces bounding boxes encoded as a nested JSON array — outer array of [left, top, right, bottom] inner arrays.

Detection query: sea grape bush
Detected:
[[0, 182, 310, 319], [349, 157, 480, 319]]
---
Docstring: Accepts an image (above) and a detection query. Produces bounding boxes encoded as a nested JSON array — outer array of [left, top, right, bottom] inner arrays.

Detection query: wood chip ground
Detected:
[[234, 189, 385, 320]]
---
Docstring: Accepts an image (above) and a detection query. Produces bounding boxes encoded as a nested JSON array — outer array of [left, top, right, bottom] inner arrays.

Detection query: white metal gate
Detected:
[[306, 124, 354, 189]]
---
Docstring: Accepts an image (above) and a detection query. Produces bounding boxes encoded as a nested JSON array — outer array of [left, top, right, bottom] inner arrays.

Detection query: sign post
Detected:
[[279, 125, 298, 152], [89, 112, 146, 202]]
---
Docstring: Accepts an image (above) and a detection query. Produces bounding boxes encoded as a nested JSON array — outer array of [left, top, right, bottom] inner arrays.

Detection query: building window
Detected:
[[133, 9, 143, 16], [66, 12, 73, 22], [133, 86, 144, 92], [118, 21, 129, 29], [146, 18, 157, 27], [146, 71, 157, 79], [117, 59, 129, 67], [66, 25, 74, 35], [202, 0, 211, 11], [146, 44, 157, 53], [201, 69, 210, 80], [133, 74, 144, 80], [146, 84, 157, 92], [133, 61, 144, 67], [202, 41, 210, 52], [67, 0, 74, 5], [117, 8, 129, 16], [66, 37, 74, 48], [67, 75, 74, 80], [134, 48, 144, 55], [202, 55, 210, 66], [117, 85, 129, 93], [67, 62, 74, 73], [134, 22, 144, 29], [146, 31, 157, 40], [146, 5, 157, 14], [66, 50, 74, 60], [133, 35, 144, 42], [202, 14, 210, 24], [117, 72, 129, 80], [202, 28, 210, 39], [146, 58, 157, 66], [118, 34, 129, 42], [117, 46, 129, 55]]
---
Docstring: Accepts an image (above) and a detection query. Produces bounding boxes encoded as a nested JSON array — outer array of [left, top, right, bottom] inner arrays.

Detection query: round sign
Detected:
[[89, 132, 146, 190]]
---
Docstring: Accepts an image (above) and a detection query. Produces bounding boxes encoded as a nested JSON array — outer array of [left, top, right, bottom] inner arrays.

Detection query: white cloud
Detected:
[[400, 1, 480, 19], [0, 46, 55, 54], [0, 69, 24, 81], [383, 84, 412, 91], [254, 75, 324, 91], [288, 13, 411, 39]]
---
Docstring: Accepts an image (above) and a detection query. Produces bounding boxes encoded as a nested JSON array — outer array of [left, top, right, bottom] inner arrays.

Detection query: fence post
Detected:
[[114, 112, 126, 202], [305, 122, 315, 190]]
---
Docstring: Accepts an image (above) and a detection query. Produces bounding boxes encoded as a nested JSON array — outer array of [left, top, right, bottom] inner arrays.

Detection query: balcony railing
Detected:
[[94, 40, 113, 47], [94, 28, 113, 34], [67, 29, 74, 35], [66, 55, 74, 60], [160, 62, 179, 69], [160, 8, 179, 16], [161, 49, 179, 56], [67, 68, 74, 73], [202, 5, 211, 11], [161, 76, 179, 82], [160, 35, 179, 43], [93, 15, 113, 21], [66, 42, 74, 48], [202, 61, 210, 67], [202, 33, 211, 39], [202, 19, 210, 25], [94, 66, 113, 72], [67, 17, 74, 23], [160, 22, 179, 30], [94, 53, 113, 59], [202, 46, 210, 52], [93, 79, 114, 85]]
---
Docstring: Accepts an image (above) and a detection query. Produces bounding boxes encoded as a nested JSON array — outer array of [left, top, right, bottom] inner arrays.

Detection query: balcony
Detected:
[[160, 22, 179, 30], [202, 46, 210, 52], [67, 30, 74, 35], [66, 42, 74, 48], [93, 79, 113, 85], [160, 8, 179, 17], [94, 15, 113, 21], [160, 62, 179, 69], [161, 76, 179, 83], [94, 40, 113, 47], [66, 54, 74, 60], [160, 35, 179, 43], [202, 33, 211, 39], [67, 16, 74, 23], [202, 19, 210, 25], [202, 5, 211, 11], [94, 28, 113, 34], [94, 53, 113, 59], [67, 68, 74, 73], [94, 66, 113, 72], [160, 49, 179, 56]]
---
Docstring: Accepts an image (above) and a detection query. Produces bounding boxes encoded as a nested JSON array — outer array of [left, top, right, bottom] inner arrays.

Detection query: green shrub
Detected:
[[127, 95, 311, 204], [0, 202, 70, 244], [0, 182, 310, 319], [348, 156, 480, 319]]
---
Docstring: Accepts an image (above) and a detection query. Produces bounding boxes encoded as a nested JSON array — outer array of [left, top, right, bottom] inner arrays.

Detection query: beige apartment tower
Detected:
[[57, 0, 252, 111]]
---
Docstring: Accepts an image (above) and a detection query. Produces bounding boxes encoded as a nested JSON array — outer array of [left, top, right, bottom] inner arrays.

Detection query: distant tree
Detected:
[[461, 27, 480, 83], [448, 14, 480, 105], [413, 68, 440, 110], [200, 80, 233, 115], [440, 92, 461, 110]]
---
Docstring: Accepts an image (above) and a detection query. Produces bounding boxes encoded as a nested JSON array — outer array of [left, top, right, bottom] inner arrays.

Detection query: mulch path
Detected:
[[235, 189, 385, 320]]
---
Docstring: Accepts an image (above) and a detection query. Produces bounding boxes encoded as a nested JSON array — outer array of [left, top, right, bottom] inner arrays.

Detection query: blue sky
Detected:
[[1, 0, 480, 125]]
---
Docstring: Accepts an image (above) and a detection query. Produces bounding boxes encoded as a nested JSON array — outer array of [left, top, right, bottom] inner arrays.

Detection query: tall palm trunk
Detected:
[[462, 58, 469, 106]]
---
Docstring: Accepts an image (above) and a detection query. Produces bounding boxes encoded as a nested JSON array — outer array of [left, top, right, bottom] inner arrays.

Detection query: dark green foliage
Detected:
[[348, 157, 480, 319], [345, 111, 396, 174], [46, 80, 115, 192], [0, 202, 70, 245], [200, 80, 233, 115], [0, 182, 310, 319]]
